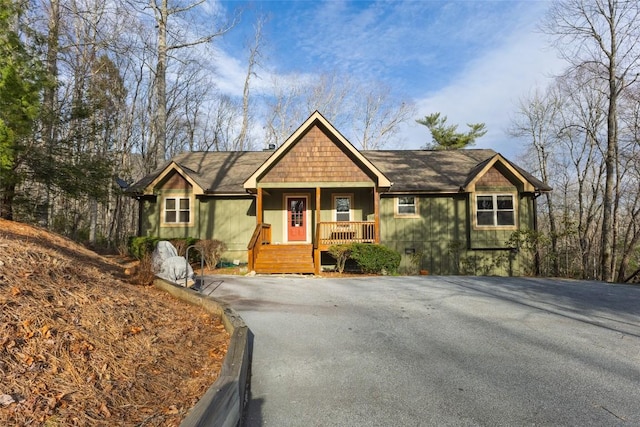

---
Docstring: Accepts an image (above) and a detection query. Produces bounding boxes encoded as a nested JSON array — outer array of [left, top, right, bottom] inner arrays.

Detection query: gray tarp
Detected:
[[152, 241, 194, 286]]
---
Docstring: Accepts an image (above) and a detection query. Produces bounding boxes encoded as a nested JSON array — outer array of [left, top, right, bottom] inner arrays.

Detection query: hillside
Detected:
[[0, 219, 229, 426]]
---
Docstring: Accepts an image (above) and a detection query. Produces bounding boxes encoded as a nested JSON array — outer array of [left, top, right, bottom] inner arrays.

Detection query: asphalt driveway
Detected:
[[203, 276, 640, 426]]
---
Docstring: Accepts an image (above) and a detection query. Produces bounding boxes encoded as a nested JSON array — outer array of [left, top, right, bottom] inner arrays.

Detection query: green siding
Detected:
[[139, 192, 256, 263], [380, 193, 537, 276], [261, 188, 374, 243], [197, 198, 256, 261], [263, 189, 286, 243], [380, 195, 465, 275], [140, 189, 539, 275]]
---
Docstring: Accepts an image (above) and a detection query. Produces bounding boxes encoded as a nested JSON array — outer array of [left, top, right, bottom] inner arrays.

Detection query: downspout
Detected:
[[136, 196, 143, 237], [533, 191, 541, 276]]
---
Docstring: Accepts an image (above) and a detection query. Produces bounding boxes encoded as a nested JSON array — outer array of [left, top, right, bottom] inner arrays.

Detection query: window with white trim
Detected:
[[396, 196, 417, 216], [164, 197, 190, 224], [333, 195, 352, 222], [476, 194, 515, 227]]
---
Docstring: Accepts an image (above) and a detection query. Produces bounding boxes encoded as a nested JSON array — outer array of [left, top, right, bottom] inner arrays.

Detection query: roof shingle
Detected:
[[128, 149, 550, 195]]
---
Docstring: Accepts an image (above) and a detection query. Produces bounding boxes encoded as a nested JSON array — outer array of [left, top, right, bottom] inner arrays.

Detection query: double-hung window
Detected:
[[164, 197, 190, 224], [476, 194, 515, 227], [396, 196, 417, 216], [333, 195, 352, 222]]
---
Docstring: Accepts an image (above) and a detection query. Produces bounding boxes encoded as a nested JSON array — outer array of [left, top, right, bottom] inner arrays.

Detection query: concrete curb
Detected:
[[153, 278, 252, 427]]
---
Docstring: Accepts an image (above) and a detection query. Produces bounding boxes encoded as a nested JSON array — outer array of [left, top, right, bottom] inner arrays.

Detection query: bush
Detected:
[[195, 239, 227, 269], [348, 243, 401, 275], [127, 236, 200, 262], [130, 252, 155, 286], [328, 244, 352, 273], [169, 237, 200, 263], [128, 236, 160, 259]]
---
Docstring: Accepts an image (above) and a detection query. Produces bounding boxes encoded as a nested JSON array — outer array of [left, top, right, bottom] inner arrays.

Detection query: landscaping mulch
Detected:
[[0, 219, 229, 426]]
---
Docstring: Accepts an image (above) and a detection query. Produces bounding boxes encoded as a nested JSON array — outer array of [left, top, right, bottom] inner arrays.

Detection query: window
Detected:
[[164, 197, 190, 224], [396, 196, 417, 216], [333, 195, 352, 222], [476, 194, 515, 227]]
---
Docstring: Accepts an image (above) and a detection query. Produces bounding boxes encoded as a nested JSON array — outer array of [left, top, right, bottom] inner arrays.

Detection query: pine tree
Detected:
[[416, 112, 487, 150], [0, 0, 44, 219]]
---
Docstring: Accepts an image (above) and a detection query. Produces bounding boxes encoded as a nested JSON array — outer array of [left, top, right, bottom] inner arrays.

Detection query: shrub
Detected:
[[195, 239, 227, 269], [128, 236, 200, 262], [131, 252, 155, 286], [169, 237, 200, 263], [128, 236, 160, 259], [349, 243, 401, 275], [328, 244, 352, 273]]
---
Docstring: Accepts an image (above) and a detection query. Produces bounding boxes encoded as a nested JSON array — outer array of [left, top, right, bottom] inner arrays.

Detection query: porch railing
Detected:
[[316, 221, 376, 248], [247, 223, 271, 271]]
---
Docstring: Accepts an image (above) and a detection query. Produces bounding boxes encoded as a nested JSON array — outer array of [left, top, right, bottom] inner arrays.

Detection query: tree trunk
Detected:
[[600, 10, 618, 283], [42, 0, 60, 228], [1, 181, 16, 220], [152, 0, 168, 168]]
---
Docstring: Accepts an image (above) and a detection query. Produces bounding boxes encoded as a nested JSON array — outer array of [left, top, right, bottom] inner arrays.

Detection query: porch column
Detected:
[[374, 186, 380, 243], [256, 187, 263, 224], [316, 187, 321, 230], [315, 187, 321, 275]]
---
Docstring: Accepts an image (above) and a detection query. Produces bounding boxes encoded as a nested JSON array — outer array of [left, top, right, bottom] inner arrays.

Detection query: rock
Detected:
[[0, 394, 15, 406]]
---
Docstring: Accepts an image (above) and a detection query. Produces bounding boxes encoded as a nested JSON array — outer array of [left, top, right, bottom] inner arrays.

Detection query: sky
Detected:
[[210, 0, 567, 159]]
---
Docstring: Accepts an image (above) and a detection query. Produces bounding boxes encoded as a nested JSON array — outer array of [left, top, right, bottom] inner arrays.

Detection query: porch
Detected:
[[247, 221, 377, 274]]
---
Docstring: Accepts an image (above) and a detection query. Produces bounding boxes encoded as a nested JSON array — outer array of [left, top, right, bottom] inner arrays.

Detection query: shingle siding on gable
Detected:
[[476, 166, 514, 188], [260, 125, 373, 184], [159, 171, 191, 190]]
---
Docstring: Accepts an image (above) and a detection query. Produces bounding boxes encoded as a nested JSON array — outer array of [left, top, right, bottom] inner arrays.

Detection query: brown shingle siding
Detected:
[[159, 170, 191, 190], [476, 166, 513, 187], [260, 125, 372, 184]]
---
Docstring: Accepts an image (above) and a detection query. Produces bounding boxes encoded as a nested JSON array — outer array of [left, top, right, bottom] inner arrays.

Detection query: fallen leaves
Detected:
[[0, 219, 230, 426]]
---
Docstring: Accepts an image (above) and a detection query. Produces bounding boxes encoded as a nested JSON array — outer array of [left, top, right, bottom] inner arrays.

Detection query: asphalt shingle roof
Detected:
[[362, 149, 499, 192], [128, 149, 550, 195]]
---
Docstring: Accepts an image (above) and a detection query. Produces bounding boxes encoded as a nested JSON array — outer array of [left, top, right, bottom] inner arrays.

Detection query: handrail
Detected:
[[316, 221, 376, 248], [247, 223, 271, 271]]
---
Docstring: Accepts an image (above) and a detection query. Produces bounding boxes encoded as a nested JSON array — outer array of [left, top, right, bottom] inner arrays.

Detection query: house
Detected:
[[128, 111, 551, 276]]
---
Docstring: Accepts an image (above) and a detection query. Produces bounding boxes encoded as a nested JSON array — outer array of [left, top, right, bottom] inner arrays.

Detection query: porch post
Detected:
[[374, 186, 380, 243], [256, 187, 263, 224], [315, 187, 321, 229], [315, 187, 321, 275]]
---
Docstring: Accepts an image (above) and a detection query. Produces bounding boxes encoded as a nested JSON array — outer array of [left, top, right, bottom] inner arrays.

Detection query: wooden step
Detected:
[[254, 244, 315, 274]]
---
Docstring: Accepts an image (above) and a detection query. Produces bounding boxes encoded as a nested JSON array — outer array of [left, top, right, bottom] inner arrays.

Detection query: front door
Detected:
[[287, 197, 307, 241]]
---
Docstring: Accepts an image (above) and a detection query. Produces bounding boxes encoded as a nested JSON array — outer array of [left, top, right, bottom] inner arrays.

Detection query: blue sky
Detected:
[[212, 0, 566, 158]]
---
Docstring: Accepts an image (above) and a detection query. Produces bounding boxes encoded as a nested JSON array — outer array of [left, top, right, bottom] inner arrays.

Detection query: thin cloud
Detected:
[[210, 0, 566, 157], [407, 4, 565, 157]]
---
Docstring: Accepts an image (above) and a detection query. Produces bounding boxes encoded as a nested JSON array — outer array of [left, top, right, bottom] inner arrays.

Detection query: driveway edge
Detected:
[[154, 278, 252, 427]]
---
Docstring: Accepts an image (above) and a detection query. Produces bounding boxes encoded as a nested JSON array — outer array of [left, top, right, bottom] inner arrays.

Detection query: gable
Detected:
[[158, 170, 192, 190], [462, 154, 537, 193], [244, 111, 391, 190], [260, 124, 373, 185], [475, 165, 517, 190]]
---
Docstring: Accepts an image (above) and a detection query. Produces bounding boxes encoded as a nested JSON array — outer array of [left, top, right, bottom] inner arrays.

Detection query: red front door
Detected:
[[287, 197, 306, 241]]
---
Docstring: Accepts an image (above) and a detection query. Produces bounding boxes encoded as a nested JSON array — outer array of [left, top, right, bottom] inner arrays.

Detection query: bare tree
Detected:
[[543, 0, 640, 281], [146, 0, 235, 167], [511, 86, 564, 275], [264, 71, 413, 149], [235, 16, 265, 151], [353, 84, 415, 150]]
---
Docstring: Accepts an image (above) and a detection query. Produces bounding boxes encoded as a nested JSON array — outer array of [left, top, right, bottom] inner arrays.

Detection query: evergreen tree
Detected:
[[417, 112, 487, 150], [0, 0, 44, 219]]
